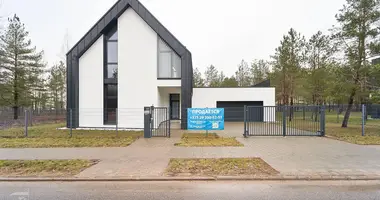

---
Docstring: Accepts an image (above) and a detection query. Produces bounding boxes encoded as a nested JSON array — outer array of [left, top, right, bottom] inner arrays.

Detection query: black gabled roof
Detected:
[[251, 79, 271, 87], [67, 0, 189, 58]]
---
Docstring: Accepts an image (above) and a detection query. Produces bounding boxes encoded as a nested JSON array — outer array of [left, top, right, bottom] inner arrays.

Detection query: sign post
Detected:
[[187, 108, 225, 135]]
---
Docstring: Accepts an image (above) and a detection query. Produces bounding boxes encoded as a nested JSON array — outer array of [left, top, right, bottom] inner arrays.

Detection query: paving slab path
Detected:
[[1, 132, 380, 178]]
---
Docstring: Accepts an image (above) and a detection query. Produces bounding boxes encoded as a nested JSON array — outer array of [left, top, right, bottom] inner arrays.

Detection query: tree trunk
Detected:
[[13, 74, 18, 120], [13, 106, 18, 120], [342, 89, 356, 127]]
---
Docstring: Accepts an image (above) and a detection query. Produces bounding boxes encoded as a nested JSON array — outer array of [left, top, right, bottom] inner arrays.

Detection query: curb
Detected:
[[1, 175, 380, 182]]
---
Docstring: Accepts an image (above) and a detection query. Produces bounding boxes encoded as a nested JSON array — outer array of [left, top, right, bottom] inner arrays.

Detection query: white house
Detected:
[[66, 0, 275, 130]]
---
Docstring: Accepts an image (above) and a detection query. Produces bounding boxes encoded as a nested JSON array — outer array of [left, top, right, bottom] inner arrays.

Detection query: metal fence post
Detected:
[[362, 104, 365, 136], [69, 109, 73, 138], [29, 110, 33, 127], [24, 110, 28, 137], [282, 106, 286, 137], [116, 109, 118, 136], [303, 105, 306, 120], [320, 105, 325, 136], [168, 107, 171, 138], [243, 105, 247, 138]]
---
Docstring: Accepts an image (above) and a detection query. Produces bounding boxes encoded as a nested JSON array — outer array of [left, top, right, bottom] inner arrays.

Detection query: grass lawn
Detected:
[[326, 123, 380, 145], [275, 111, 380, 144], [0, 123, 142, 148], [324, 111, 380, 145], [165, 158, 279, 176], [0, 159, 98, 177], [174, 133, 243, 147]]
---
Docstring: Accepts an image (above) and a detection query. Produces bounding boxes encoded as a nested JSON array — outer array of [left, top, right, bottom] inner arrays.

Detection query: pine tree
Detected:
[[47, 61, 66, 110], [220, 76, 238, 87], [235, 59, 250, 86], [333, 0, 380, 127], [271, 28, 306, 106], [193, 67, 205, 87], [0, 15, 44, 119], [204, 65, 219, 87], [251, 59, 270, 85], [305, 31, 335, 105]]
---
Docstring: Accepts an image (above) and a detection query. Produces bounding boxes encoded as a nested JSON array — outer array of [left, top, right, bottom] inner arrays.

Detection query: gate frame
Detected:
[[244, 105, 326, 137], [145, 106, 171, 138]]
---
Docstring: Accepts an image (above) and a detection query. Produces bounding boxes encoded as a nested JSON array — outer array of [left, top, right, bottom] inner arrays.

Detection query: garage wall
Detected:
[[192, 88, 276, 122]]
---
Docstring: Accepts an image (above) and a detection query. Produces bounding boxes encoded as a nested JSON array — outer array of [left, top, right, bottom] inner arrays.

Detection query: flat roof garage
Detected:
[[192, 87, 275, 123], [216, 101, 263, 122]]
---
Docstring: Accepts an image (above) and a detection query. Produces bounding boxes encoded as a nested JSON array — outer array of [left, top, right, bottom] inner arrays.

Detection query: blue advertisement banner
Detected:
[[187, 108, 225, 130]]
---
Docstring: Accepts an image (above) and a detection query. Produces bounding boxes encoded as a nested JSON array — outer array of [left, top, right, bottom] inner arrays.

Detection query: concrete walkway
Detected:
[[1, 133, 380, 178]]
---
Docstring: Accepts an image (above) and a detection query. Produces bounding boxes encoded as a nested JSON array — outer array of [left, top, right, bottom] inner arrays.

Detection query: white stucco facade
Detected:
[[75, 6, 276, 129], [78, 36, 104, 127], [77, 8, 181, 128], [117, 8, 160, 128]]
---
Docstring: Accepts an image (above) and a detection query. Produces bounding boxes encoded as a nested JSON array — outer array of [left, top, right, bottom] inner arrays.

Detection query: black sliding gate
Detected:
[[244, 105, 325, 137]]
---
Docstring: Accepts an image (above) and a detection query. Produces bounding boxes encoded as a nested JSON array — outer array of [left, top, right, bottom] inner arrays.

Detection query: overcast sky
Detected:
[[1, 0, 346, 76]]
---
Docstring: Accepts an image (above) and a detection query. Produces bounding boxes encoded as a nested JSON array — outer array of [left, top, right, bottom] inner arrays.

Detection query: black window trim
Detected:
[[157, 37, 182, 79], [104, 25, 118, 125]]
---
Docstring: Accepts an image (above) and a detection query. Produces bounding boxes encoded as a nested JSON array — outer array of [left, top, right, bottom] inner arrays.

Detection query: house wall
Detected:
[[158, 87, 181, 115], [192, 88, 276, 122], [78, 36, 104, 127], [66, 0, 193, 129], [155, 87, 181, 126], [117, 8, 159, 128]]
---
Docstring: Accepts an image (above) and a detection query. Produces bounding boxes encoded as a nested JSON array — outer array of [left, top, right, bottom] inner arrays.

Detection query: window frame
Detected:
[[103, 26, 118, 125], [157, 38, 182, 79]]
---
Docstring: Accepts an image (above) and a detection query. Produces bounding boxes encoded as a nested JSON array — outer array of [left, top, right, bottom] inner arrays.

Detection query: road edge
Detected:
[[1, 175, 380, 182]]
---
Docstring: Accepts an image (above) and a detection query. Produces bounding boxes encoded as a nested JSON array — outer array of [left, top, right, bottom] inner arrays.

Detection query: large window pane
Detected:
[[158, 52, 171, 78], [104, 84, 117, 124], [172, 53, 181, 78], [107, 98, 117, 109], [158, 38, 181, 78], [107, 64, 118, 78], [104, 28, 118, 125], [107, 42, 118, 63], [106, 85, 117, 97]]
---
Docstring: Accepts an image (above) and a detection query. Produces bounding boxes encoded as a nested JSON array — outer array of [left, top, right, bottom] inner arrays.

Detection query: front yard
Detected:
[[0, 124, 142, 148], [0, 159, 98, 177], [326, 123, 380, 145]]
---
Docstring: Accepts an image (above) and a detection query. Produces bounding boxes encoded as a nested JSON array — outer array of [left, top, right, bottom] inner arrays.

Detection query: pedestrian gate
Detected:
[[146, 106, 170, 137], [243, 105, 325, 137]]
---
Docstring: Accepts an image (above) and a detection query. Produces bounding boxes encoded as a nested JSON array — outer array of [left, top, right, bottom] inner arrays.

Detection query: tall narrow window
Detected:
[[158, 38, 181, 78], [104, 27, 118, 124]]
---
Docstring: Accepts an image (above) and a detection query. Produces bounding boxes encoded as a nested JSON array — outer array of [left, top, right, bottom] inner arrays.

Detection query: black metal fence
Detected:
[[244, 105, 325, 137], [0, 108, 146, 138]]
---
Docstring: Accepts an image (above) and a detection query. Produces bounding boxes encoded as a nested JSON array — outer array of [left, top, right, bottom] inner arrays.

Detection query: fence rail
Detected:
[[244, 105, 325, 137]]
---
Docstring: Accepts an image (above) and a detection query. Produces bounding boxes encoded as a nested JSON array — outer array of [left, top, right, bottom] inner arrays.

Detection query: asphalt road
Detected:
[[1, 181, 380, 200]]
